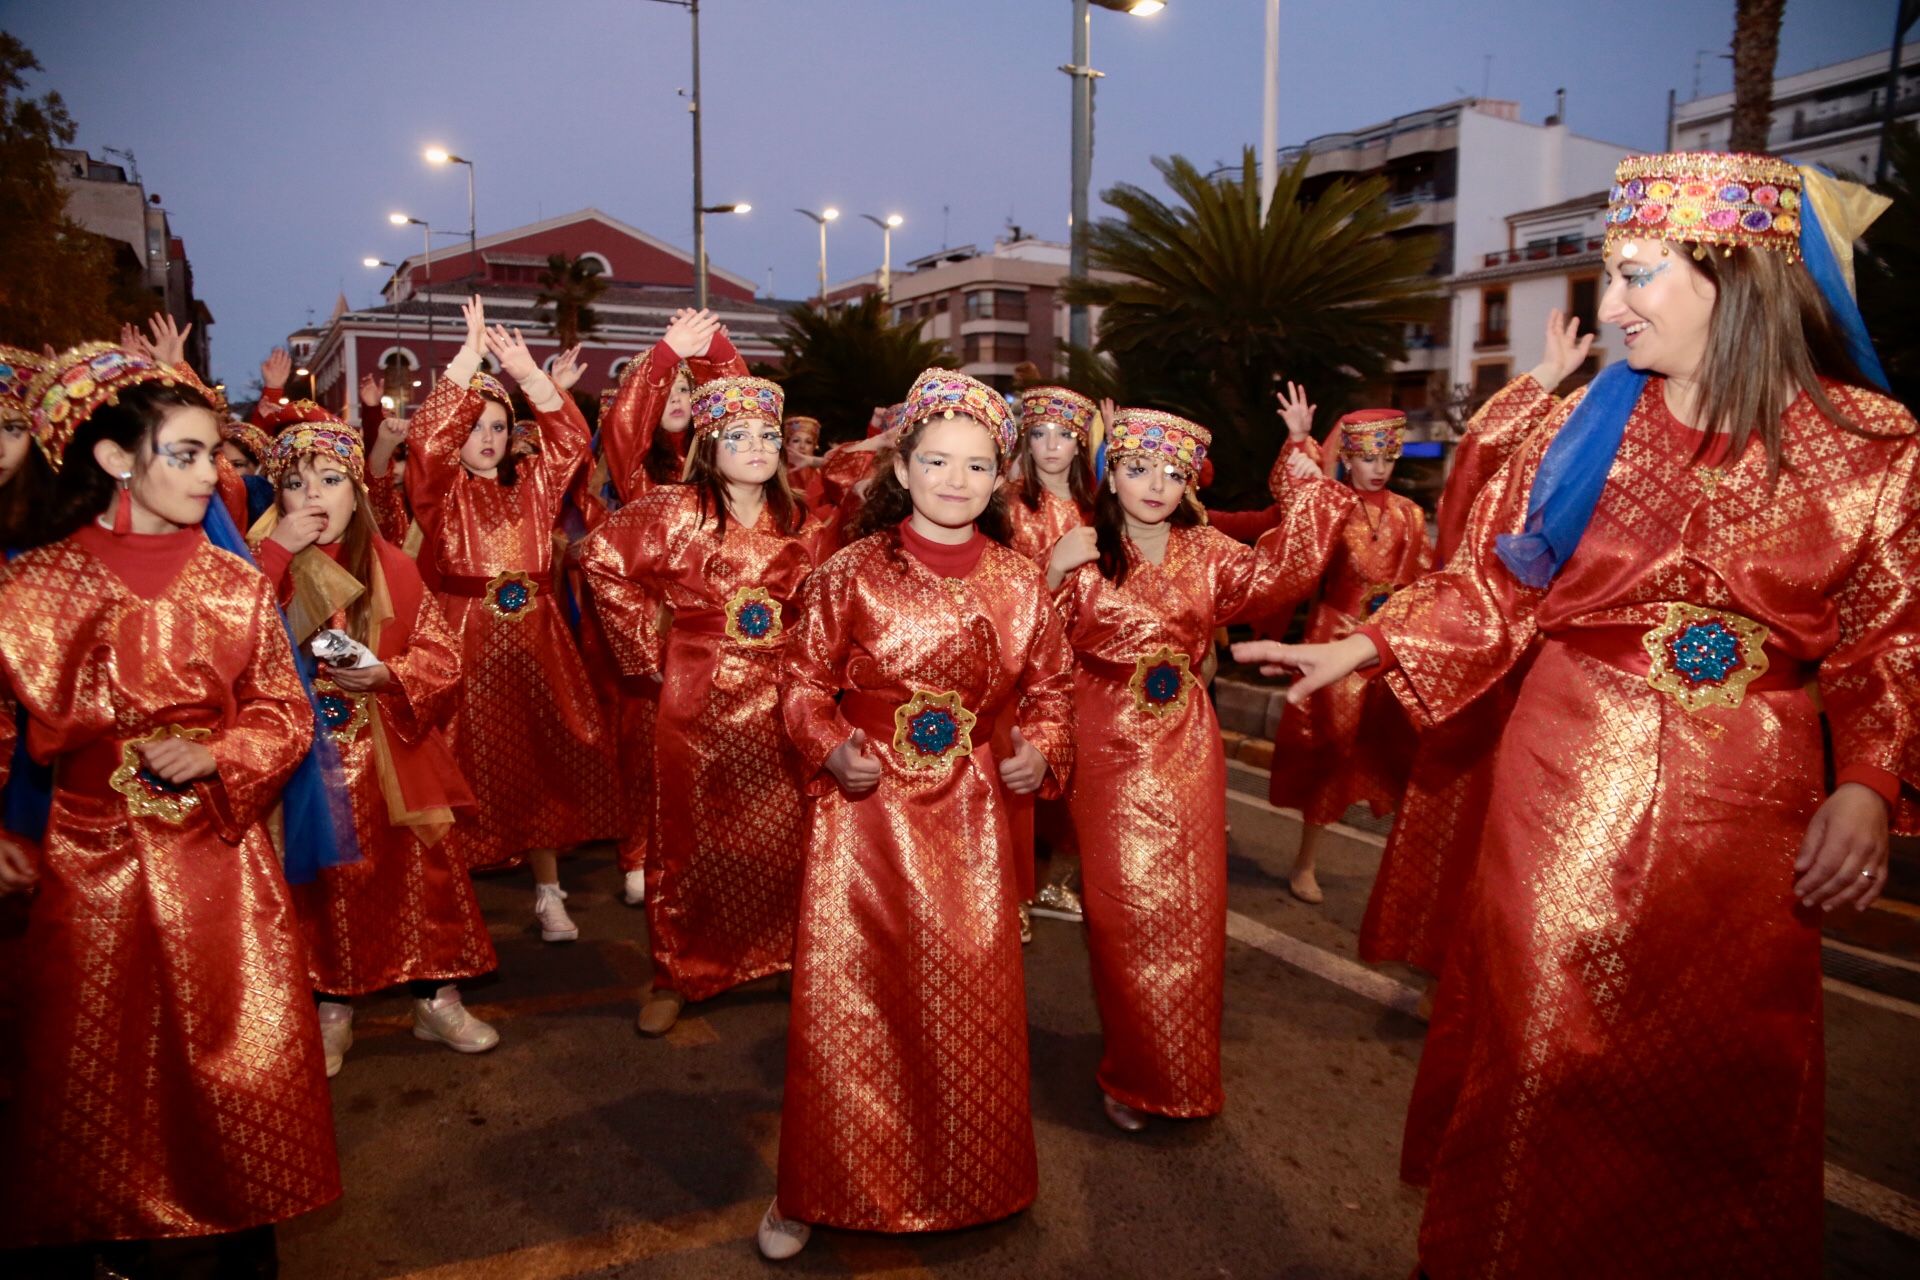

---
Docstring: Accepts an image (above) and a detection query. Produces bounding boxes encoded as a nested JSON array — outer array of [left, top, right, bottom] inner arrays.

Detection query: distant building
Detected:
[[54, 147, 213, 375], [1277, 97, 1632, 427], [296, 208, 787, 415], [826, 235, 1125, 391], [1670, 45, 1920, 179]]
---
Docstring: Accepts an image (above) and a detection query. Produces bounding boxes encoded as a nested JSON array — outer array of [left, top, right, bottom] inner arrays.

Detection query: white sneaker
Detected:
[[623, 868, 647, 905], [534, 884, 578, 942], [316, 1001, 353, 1078], [756, 1200, 810, 1260], [411, 985, 500, 1054], [1102, 1092, 1149, 1132]]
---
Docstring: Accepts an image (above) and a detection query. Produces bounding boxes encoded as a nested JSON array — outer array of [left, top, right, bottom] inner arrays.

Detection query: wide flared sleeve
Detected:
[[1819, 429, 1920, 827], [1266, 435, 1324, 502], [377, 554, 462, 746], [1010, 573, 1075, 801], [366, 469, 411, 546], [818, 444, 879, 506], [1436, 374, 1561, 563], [577, 492, 681, 682], [781, 552, 858, 790], [1218, 475, 1363, 625], [403, 351, 485, 539], [1364, 402, 1569, 729], [198, 575, 317, 840], [529, 388, 593, 520]]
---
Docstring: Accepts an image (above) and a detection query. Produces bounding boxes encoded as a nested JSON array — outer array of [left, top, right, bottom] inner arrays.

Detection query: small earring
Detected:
[[117, 471, 132, 489]]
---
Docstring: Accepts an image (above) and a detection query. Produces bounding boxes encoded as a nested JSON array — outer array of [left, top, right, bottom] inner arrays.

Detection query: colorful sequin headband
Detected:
[[1337, 410, 1405, 460], [1605, 152, 1803, 261], [221, 421, 274, 465], [900, 368, 1017, 458], [259, 398, 338, 435], [782, 415, 822, 436], [692, 376, 784, 436], [25, 342, 217, 470], [0, 345, 42, 427], [1017, 385, 1098, 445], [266, 421, 365, 485], [470, 371, 512, 407], [1104, 408, 1210, 477]]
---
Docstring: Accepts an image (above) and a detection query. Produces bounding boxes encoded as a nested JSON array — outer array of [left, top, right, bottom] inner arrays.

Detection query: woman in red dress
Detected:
[[1265, 409, 1432, 904], [1048, 408, 1353, 1132], [760, 370, 1074, 1260], [406, 298, 621, 942], [0, 345, 338, 1274], [582, 370, 816, 1036], [252, 416, 498, 1077], [1237, 154, 1916, 1278]]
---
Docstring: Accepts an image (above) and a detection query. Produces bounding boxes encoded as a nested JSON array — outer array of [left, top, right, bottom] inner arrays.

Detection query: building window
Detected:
[[995, 289, 1026, 321], [1479, 287, 1509, 348], [1472, 360, 1512, 398], [375, 346, 421, 371], [965, 290, 994, 321], [1568, 275, 1599, 335], [609, 356, 632, 381]]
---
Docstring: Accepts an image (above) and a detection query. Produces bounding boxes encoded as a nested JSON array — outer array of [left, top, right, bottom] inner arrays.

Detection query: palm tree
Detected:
[[534, 253, 607, 349], [754, 294, 952, 443], [1727, 0, 1786, 153], [1065, 148, 1442, 505], [1858, 122, 1920, 407]]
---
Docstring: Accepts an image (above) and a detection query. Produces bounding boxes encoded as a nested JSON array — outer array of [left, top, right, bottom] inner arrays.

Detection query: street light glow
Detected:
[[886, 214, 904, 228], [731, 203, 751, 214], [1127, 1, 1165, 13], [362, 257, 383, 268], [296, 367, 311, 377], [388, 212, 409, 225], [424, 146, 450, 164], [822, 208, 840, 221]]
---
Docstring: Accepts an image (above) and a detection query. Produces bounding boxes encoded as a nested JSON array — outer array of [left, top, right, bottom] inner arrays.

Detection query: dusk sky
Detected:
[[4, 0, 1895, 385]]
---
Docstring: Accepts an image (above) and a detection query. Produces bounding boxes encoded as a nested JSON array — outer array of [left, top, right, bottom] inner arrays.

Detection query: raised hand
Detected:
[[485, 324, 540, 383], [262, 346, 293, 390], [1527, 309, 1595, 393], [1046, 525, 1099, 590], [550, 344, 586, 392], [461, 296, 487, 353], [662, 309, 721, 360], [1229, 634, 1379, 705], [1286, 450, 1322, 483], [359, 372, 383, 407], [377, 414, 409, 446], [827, 728, 883, 794], [1098, 397, 1118, 435], [146, 313, 191, 366], [120, 323, 154, 360], [1276, 380, 1316, 440], [997, 727, 1047, 795]]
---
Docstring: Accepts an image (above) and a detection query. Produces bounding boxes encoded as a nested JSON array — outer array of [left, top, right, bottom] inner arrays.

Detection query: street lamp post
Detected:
[[640, 1, 707, 307], [860, 213, 904, 300], [794, 207, 840, 304], [363, 257, 404, 408], [425, 147, 478, 273], [1067, 1, 1165, 352], [697, 203, 752, 309], [390, 213, 435, 384], [1261, 0, 1279, 215]]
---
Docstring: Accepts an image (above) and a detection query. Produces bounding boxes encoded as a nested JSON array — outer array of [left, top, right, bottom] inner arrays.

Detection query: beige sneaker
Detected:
[[1031, 881, 1083, 922], [411, 985, 500, 1054], [622, 869, 647, 905], [317, 1001, 353, 1078], [1102, 1092, 1149, 1133], [1019, 901, 1033, 945], [756, 1200, 810, 1260], [534, 884, 578, 942], [637, 988, 685, 1037]]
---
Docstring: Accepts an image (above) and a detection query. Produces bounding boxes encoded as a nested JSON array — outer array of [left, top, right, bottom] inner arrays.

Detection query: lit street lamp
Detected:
[[1066, 0, 1165, 351], [794, 207, 840, 304], [424, 146, 478, 272], [696, 203, 752, 309], [389, 213, 437, 384], [860, 213, 904, 301]]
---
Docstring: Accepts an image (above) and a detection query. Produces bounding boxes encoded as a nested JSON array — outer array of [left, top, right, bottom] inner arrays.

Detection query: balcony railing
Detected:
[[1482, 235, 1604, 269], [1388, 187, 1440, 208]]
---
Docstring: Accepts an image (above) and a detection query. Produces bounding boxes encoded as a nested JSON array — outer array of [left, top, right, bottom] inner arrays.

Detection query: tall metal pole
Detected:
[[1260, 0, 1280, 216], [465, 161, 477, 271], [1876, 0, 1915, 185], [424, 226, 436, 386], [881, 224, 892, 300], [691, 0, 708, 310], [817, 219, 829, 303], [1067, 0, 1093, 351]]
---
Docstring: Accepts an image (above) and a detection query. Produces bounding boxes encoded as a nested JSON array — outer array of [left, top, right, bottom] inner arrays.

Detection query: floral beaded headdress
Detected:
[[221, 421, 274, 466], [691, 376, 784, 437], [782, 414, 821, 437], [1016, 385, 1098, 445], [258, 398, 340, 435], [0, 346, 42, 427], [1102, 408, 1210, 480], [1604, 152, 1803, 261], [900, 369, 1017, 458], [469, 371, 512, 409], [265, 420, 365, 485], [1337, 409, 1406, 462], [25, 342, 217, 470]]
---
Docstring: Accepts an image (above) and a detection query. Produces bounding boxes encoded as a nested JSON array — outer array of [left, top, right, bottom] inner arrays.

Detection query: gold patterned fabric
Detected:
[[1004, 487, 1088, 564], [580, 486, 815, 1001], [1371, 375, 1920, 1277], [405, 379, 623, 864], [0, 536, 339, 1245], [776, 532, 1073, 1232], [1058, 502, 1353, 1117], [1267, 486, 1432, 824]]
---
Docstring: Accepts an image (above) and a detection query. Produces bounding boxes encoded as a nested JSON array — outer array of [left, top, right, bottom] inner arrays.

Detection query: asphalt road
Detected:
[[253, 788, 1920, 1280]]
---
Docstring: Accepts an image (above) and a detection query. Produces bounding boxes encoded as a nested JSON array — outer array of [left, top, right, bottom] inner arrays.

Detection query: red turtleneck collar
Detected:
[[75, 521, 203, 600], [899, 518, 986, 577]]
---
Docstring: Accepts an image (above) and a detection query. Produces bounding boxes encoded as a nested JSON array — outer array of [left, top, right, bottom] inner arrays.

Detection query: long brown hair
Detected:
[[1684, 246, 1872, 477], [680, 421, 806, 538], [1092, 477, 1199, 587], [1014, 427, 1095, 515], [644, 367, 695, 486], [847, 416, 1012, 544], [277, 462, 381, 645]]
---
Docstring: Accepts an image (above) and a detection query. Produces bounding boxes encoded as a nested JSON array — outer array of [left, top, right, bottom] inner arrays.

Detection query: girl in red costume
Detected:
[[1048, 407, 1353, 1133], [0, 345, 338, 1274], [406, 298, 621, 943], [1237, 153, 1917, 1279], [760, 369, 1074, 1260], [253, 416, 498, 1077]]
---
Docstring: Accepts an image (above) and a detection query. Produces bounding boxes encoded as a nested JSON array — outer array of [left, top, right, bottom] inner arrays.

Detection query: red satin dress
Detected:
[[0, 525, 339, 1245], [581, 487, 815, 999], [1370, 376, 1919, 1278], [594, 337, 745, 877], [405, 374, 622, 866], [367, 467, 412, 546], [1266, 485, 1431, 823], [1004, 486, 1087, 563], [1360, 377, 1553, 972], [776, 525, 1074, 1232], [1060, 500, 1351, 1117], [256, 537, 493, 995]]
